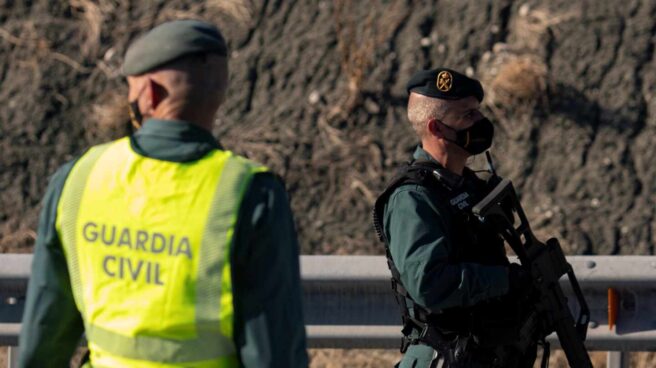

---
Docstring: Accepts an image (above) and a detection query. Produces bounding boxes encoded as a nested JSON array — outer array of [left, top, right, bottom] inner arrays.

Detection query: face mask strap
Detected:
[[128, 84, 148, 129], [128, 100, 143, 129], [434, 119, 468, 148]]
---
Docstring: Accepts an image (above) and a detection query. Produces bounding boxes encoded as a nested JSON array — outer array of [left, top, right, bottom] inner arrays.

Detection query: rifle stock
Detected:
[[472, 178, 593, 368]]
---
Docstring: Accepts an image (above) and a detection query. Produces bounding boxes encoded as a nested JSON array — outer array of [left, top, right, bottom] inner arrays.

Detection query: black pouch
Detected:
[[469, 296, 525, 347]]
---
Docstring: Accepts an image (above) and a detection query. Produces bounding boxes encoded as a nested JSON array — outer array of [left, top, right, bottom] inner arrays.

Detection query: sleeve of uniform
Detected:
[[384, 185, 509, 311], [18, 161, 84, 368], [230, 172, 308, 368]]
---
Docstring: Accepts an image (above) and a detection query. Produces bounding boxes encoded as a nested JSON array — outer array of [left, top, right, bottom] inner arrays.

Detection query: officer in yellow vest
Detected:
[[19, 20, 308, 368]]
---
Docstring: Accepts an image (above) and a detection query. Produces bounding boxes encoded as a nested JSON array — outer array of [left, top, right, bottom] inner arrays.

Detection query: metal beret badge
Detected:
[[436, 71, 453, 92]]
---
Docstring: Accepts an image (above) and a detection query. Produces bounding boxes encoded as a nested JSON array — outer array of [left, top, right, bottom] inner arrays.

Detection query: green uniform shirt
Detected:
[[383, 146, 510, 366], [19, 119, 309, 368]]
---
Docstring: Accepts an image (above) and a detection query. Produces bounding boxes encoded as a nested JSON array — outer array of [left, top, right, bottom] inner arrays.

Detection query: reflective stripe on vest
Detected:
[[56, 137, 267, 367]]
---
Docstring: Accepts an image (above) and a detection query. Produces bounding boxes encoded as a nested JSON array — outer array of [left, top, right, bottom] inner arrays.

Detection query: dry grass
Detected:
[[0, 0, 254, 78], [330, 0, 406, 118], [543, 350, 607, 367], [0, 21, 40, 48], [69, 0, 104, 59], [309, 349, 656, 367], [205, 0, 254, 25], [632, 352, 656, 367], [0, 347, 6, 367], [0, 228, 36, 252], [310, 349, 400, 367], [485, 54, 548, 109], [0, 17, 93, 73], [157, 0, 254, 29], [0, 347, 89, 367], [477, 4, 582, 115], [88, 88, 132, 140], [513, 4, 581, 52]]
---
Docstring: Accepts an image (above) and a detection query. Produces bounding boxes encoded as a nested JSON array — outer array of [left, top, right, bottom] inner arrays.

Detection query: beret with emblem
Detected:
[[122, 20, 228, 76], [406, 68, 484, 102]]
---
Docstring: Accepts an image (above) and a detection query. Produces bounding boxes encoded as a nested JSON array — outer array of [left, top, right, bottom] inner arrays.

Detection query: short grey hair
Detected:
[[407, 93, 450, 138]]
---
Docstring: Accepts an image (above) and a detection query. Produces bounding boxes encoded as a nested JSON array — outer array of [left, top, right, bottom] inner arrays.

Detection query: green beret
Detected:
[[122, 20, 228, 76], [406, 68, 484, 102]]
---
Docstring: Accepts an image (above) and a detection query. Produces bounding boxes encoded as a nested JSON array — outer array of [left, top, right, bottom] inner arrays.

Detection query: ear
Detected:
[[427, 118, 446, 138], [147, 79, 168, 111]]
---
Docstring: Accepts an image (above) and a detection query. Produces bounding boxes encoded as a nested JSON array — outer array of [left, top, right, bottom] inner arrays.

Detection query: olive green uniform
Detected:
[[19, 119, 308, 368], [382, 146, 511, 367]]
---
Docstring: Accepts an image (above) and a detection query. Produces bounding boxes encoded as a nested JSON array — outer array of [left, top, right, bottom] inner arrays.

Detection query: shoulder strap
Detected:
[[372, 160, 447, 244]]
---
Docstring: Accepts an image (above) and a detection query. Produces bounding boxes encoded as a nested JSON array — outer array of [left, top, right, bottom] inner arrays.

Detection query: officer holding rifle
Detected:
[[374, 68, 592, 367]]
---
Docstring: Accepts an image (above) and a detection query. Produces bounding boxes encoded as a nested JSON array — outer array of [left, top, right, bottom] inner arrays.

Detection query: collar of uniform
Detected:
[[412, 145, 480, 190], [412, 145, 440, 165], [131, 119, 222, 162], [412, 145, 475, 177], [135, 119, 220, 146]]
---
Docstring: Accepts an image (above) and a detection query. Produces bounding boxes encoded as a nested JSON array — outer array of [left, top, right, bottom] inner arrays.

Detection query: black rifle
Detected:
[[472, 178, 593, 368]]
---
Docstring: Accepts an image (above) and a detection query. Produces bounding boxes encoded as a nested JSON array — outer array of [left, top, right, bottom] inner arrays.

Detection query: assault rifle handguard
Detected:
[[472, 178, 593, 368]]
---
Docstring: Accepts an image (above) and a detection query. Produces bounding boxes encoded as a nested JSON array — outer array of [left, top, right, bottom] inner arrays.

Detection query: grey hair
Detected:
[[406, 93, 450, 138]]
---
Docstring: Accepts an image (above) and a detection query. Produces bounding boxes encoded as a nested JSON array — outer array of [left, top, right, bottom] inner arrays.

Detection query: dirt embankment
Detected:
[[2, 0, 656, 258]]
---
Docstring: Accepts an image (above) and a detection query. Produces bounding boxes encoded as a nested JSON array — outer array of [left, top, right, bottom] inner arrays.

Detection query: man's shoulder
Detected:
[[240, 168, 288, 206], [376, 163, 453, 217], [385, 182, 450, 217], [388, 182, 434, 200], [390, 179, 444, 198], [51, 139, 130, 190], [227, 152, 266, 169], [384, 163, 452, 205], [249, 171, 284, 190], [49, 155, 85, 190], [235, 170, 291, 238], [220, 152, 286, 191]]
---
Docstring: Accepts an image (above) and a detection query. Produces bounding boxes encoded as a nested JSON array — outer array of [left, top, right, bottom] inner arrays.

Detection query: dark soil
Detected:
[[2, 0, 656, 256]]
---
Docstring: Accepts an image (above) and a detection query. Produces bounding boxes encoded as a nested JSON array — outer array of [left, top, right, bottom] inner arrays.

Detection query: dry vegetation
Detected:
[[0, 347, 6, 367], [478, 3, 581, 116], [513, 3, 581, 52], [309, 349, 656, 368], [483, 52, 548, 110], [88, 88, 131, 140], [330, 0, 406, 118], [205, 0, 253, 24], [310, 349, 401, 368]]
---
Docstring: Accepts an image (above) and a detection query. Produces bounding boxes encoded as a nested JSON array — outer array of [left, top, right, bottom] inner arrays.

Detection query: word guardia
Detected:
[[82, 222, 194, 286]]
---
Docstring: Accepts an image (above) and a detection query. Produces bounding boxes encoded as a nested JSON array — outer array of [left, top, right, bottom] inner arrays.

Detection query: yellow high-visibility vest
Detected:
[[56, 137, 267, 367]]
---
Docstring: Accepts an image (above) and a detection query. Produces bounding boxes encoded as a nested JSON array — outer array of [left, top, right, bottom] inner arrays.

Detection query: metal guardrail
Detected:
[[2, 254, 656, 367]]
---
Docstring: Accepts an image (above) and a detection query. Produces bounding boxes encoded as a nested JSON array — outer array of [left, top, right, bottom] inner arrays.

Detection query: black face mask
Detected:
[[128, 100, 143, 129], [440, 117, 494, 155]]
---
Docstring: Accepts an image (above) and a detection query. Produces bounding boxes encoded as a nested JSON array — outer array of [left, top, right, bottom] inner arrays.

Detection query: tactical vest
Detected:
[[372, 160, 511, 354], [56, 137, 267, 367]]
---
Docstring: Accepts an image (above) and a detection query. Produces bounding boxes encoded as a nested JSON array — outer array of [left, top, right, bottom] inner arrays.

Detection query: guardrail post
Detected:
[[606, 351, 629, 368], [7, 346, 18, 368]]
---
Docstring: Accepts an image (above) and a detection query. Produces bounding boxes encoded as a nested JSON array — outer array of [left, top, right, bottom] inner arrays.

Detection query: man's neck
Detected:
[[422, 141, 467, 176], [148, 105, 215, 133]]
